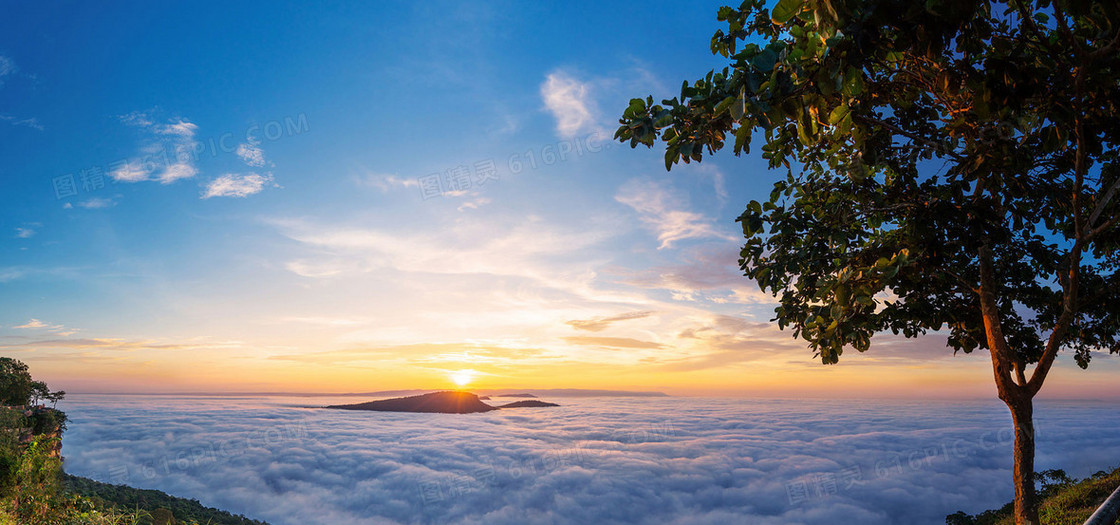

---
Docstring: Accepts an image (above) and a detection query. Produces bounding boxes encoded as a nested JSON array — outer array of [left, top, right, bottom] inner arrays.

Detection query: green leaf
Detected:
[[828, 104, 850, 125], [714, 96, 736, 117], [730, 94, 747, 121], [843, 68, 863, 96], [733, 124, 752, 154], [626, 98, 646, 115], [771, 0, 805, 25], [751, 48, 779, 72]]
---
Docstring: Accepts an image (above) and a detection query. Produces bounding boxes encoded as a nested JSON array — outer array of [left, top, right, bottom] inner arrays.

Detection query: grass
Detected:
[[1032, 468, 1120, 525], [948, 467, 1120, 525]]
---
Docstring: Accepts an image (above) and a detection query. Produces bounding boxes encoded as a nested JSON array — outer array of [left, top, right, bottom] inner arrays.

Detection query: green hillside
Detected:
[[0, 357, 268, 525], [62, 475, 267, 525], [948, 467, 1120, 525]]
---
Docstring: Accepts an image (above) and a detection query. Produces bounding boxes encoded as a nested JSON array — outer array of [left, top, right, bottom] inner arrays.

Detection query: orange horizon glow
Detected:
[[23, 339, 1120, 400]]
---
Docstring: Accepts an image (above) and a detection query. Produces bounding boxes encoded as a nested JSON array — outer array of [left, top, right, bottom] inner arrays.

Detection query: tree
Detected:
[[0, 358, 64, 408], [0, 359, 35, 407], [615, 1, 1120, 523]]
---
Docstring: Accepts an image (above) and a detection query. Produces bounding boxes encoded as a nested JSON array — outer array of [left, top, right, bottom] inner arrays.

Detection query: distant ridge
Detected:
[[497, 400, 559, 408], [324, 391, 565, 414], [481, 389, 668, 398], [79, 388, 670, 398], [326, 391, 496, 414]]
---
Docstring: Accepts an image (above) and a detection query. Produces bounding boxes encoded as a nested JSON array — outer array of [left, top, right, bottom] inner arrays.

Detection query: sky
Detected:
[[1, 1, 1117, 397]]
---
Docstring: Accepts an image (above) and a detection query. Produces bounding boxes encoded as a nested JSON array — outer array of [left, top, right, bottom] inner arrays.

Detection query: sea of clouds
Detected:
[[56, 394, 1120, 525]]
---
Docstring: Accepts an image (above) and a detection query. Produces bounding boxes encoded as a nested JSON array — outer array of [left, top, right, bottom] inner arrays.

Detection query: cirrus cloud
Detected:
[[203, 173, 275, 199], [541, 72, 603, 138], [112, 113, 201, 184], [615, 179, 736, 249]]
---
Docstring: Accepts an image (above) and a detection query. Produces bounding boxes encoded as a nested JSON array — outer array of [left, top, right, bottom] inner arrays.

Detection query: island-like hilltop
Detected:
[[325, 391, 559, 414]]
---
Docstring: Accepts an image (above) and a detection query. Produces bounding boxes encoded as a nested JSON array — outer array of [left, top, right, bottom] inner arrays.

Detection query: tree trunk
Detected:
[[1006, 396, 1039, 525]]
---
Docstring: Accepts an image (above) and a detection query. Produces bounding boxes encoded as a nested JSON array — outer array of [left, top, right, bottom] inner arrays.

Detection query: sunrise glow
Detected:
[[449, 369, 476, 388]]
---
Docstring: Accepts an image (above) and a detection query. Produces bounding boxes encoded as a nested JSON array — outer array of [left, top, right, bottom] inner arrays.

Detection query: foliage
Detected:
[[616, 0, 1120, 521], [616, 0, 1120, 370], [63, 475, 269, 525], [0, 357, 261, 525], [947, 467, 1120, 524], [0, 358, 65, 408], [30, 409, 67, 436], [0, 358, 36, 407]]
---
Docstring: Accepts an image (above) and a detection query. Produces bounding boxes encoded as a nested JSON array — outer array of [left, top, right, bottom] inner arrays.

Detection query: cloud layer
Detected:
[[58, 395, 1120, 525]]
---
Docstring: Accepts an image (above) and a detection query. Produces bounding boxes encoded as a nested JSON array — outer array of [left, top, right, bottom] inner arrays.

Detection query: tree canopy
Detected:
[[616, 0, 1119, 373], [0, 358, 64, 407], [615, 1, 1120, 522]]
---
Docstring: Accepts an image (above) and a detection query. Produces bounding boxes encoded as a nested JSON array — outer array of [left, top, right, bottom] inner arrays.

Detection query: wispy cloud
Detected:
[[272, 216, 616, 282], [113, 112, 201, 184], [352, 172, 419, 192], [1, 338, 219, 350], [202, 173, 275, 199], [14, 319, 58, 330], [0, 266, 81, 284], [0, 57, 43, 130], [563, 336, 664, 349], [14, 225, 38, 238], [0, 114, 44, 130], [566, 311, 655, 332], [281, 316, 372, 328], [236, 140, 267, 167], [0, 55, 14, 85], [159, 120, 198, 137], [108, 161, 149, 182], [203, 139, 276, 198], [541, 72, 602, 138], [615, 178, 736, 249], [78, 197, 117, 209], [612, 245, 773, 305], [457, 197, 491, 212], [157, 162, 198, 184], [12, 319, 77, 337]]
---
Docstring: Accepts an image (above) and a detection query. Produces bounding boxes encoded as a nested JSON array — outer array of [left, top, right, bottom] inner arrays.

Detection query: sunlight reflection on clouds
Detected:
[[58, 395, 1120, 525]]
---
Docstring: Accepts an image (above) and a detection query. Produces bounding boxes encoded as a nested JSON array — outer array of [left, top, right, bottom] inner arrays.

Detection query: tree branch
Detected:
[[1086, 213, 1120, 242], [853, 115, 965, 162], [1026, 247, 1080, 395], [978, 245, 1021, 400], [1088, 176, 1120, 228]]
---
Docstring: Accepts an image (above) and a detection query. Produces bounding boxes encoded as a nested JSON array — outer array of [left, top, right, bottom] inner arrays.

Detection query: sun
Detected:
[[449, 369, 475, 388]]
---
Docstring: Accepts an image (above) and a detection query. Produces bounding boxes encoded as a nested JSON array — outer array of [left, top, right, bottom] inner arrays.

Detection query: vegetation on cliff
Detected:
[[948, 467, 1120, 525], [0, 357, 268, 525], [62, 475, 267, 525]]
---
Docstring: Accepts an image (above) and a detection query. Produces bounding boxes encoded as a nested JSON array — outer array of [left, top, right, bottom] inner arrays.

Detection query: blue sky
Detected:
[[1, 1, 1115, 396]]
